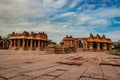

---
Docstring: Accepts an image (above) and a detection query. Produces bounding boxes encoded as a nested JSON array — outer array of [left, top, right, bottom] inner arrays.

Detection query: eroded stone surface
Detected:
[[0, 50, 120, 80]]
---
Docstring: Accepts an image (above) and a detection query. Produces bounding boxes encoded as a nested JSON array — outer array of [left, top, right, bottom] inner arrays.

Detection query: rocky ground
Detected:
[[0, 50, 120, 80]]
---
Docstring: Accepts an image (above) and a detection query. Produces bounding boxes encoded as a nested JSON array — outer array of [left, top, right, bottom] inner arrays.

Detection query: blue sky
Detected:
[[0, 0, 120, 43]]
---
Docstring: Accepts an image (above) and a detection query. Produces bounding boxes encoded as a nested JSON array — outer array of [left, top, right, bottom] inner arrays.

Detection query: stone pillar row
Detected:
[[10, 39, 47, 50], [87, 42, 110, 51]]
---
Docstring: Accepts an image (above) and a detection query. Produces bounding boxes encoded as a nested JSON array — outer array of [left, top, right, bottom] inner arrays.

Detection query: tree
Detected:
[[48, 40, 56, 45], [0, 34, 12, 41], [113, 40, 120, 51], [0, 36, 2, 40]]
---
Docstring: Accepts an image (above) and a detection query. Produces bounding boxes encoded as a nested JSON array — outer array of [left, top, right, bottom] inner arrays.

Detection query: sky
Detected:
[[0, 0, 120, 43]]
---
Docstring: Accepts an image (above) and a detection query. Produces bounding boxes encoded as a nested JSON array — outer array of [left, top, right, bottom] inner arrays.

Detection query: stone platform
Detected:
[[0, 50, 120, 80]]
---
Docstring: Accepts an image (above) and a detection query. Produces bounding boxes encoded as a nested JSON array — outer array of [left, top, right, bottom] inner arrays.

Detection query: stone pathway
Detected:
[[0, 50, 120, 80]]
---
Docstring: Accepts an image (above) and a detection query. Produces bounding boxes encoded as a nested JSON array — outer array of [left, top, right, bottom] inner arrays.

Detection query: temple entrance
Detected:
[[107, 43, 109, 51], [36, 40, 38, 47], [20, 39, 22, 47], [28, 40, 30, 47], [93, 42, 97, 50], [25, 39, 27, 47], [100, 43, 103, 50], [32, 40, 35, 47], [15, 39, 18, 47], [79, 40, 83, 48]]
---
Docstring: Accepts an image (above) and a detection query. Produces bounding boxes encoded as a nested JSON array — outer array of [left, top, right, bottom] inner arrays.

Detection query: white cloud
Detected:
[[43, 0, 67, 9], [60, 12, 75, 17], [105, 30, 120, 41], [94, 8, 120, 18], [62, 25, 67, 28], [78, 15, 94, 23], [77, 14, 109, 26], [0, 0, 120, 43], [69, 0, 82, 8], [88, 19, 109, 26]]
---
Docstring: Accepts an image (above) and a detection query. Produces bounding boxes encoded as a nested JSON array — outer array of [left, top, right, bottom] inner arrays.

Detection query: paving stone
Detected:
[[0, 67, 5, 72], [19, 63, 59, 74], [0, 68, 19, 75], [114, 66, 120, 74], [54, 63, 89, 80], [47, 70, 65, 77], [83, 64, 103, 79], [101, 65, 120, 80], [79, 77, 101, 80], [23, 65, 73, 78], [0, 50, 120, 80], [32, 75, 55, 80], [0, 77, 6, 80], [8, 75, 34, 80], [1, 72, 19, 79], [57, 59, 83, 66]]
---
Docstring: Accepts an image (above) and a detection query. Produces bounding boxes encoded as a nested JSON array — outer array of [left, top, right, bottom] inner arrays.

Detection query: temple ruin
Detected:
[[61, 33, 113, 52], [0, 40, 9, 49], [9, 31, 49, 50], [8, 31, 112, 52]]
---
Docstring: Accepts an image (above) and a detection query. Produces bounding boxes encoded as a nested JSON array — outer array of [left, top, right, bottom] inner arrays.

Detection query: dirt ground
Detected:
[[0, 50, 120, 80]]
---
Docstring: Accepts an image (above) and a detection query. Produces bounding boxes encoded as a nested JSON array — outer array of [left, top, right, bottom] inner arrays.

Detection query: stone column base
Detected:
[[88, 49, 94, 52], [36, 48, 41, 51], [96, 49, 101, 52], [102, 49, 107, 51]]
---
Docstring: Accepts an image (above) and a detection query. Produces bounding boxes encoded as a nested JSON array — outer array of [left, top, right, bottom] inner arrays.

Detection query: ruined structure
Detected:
[[61, 35, 77, 52], [9, 31, 49, 50], [61, 33, 113, 52], [0, 40, 9, 49]]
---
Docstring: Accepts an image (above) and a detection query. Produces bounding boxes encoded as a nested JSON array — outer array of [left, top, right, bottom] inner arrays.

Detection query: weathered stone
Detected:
[[101, 65, 120, 80], [83, 64, 103, 79], [8, 75, 34, 80], [61, 33, 112, 52], [33, 75, 55, 80], [9, 31, 49, 51]]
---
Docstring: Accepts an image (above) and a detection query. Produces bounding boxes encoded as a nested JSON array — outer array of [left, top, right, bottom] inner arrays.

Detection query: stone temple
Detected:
[[61, 33, 113, 52], [8, 31, 112, 52], [9, 31, 49, 50]]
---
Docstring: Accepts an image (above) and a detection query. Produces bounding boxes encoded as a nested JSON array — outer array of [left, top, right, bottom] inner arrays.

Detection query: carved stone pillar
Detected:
[[14, 39, 16, 47], [70, 41, 73, 47], [103, 43, 107, 51], [108, 44, 112, 51], [30, 40, 33, 48], [83, 41, 87, 51], [12, 40, 14, 47], [18, 39, 20, 48], [9, 40, 12, 49], [41, 41, 43, 50], [89, 42, 93, 49], [40, 40, 41, 48], [97, 43, 100, 51], [22, 39, 25, 48], [38, 40, 40, 49]]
